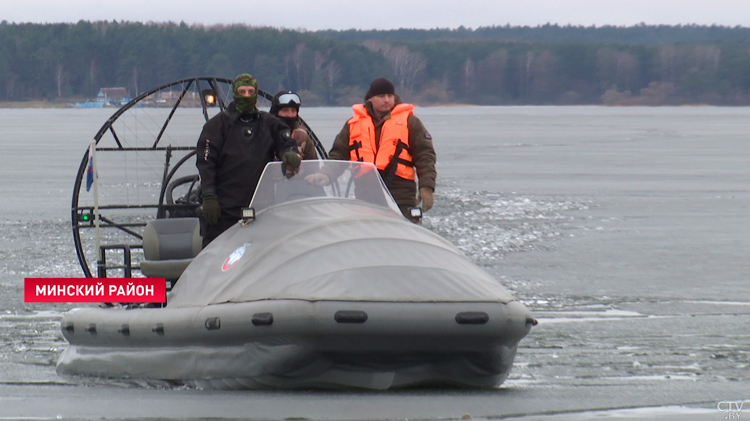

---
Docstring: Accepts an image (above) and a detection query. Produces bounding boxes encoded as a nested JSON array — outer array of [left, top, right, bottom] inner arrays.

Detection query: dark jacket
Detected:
[[196, 103, 296, 217], [329, 99, 437, 207]]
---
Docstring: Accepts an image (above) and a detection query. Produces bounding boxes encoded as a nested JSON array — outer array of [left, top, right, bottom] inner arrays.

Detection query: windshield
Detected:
[[249, 160, 401, 215]]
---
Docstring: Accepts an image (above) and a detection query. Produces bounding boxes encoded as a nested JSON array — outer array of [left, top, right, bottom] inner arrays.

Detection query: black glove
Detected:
[[282, 151, 301, 178], [202, 195, 220, 225]]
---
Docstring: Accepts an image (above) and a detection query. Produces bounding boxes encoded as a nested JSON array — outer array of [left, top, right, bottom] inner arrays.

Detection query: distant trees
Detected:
[[362, 41, 427, 92], [1, 21, 750, 105], [317, 24, 750, 45]]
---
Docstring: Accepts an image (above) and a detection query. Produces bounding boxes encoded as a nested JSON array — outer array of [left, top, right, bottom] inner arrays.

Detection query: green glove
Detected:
[[282, 151, 301, 178], [202, 195, 220, 225]]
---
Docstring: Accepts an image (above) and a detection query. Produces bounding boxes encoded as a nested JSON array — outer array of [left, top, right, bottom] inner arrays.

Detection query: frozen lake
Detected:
[[0, 105, 748, 420]]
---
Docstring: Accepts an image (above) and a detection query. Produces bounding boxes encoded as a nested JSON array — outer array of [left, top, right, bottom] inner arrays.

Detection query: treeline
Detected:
[[318, 23, 750, 44], [2, 20, 750, 106]]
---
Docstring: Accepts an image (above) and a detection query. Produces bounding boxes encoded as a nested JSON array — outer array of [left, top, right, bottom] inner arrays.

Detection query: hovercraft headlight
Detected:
[[241, 207, 256, 227], [408, 206, 423, 223], [202, 89, 217, 107]]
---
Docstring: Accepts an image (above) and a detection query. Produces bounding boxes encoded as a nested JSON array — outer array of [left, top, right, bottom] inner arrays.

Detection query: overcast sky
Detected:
[[4, 0, 750, 30]]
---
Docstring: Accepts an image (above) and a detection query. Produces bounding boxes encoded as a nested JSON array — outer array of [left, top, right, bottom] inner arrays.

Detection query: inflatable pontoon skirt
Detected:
[[57, 299, 534, 389]]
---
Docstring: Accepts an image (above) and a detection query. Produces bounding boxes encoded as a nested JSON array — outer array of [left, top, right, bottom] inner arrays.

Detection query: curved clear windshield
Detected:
[[250, 160, 401, 215]]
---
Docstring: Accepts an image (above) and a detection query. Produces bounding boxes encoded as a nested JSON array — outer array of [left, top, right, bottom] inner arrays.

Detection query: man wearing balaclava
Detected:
[[270, 90, 318, 160], [196, 73, 301, 247], [308, 77, 436, 223]]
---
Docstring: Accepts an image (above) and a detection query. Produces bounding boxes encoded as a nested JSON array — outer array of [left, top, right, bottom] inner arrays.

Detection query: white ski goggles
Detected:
[[277, 93, 301, 106]]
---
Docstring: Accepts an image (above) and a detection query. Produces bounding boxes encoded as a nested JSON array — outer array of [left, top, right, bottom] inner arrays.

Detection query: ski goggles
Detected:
[[277, 93, 301, 106]]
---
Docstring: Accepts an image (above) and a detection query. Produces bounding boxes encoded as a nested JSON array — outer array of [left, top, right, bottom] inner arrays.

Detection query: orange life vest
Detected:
[[347, 103, 416, 181]]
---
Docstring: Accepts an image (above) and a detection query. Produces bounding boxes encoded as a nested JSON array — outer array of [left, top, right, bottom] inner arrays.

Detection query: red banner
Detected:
[[24, 278, 166, 303]]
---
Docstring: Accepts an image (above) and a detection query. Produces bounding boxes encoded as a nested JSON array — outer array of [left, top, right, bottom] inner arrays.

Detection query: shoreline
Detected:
[[0, 100, 71, 109]]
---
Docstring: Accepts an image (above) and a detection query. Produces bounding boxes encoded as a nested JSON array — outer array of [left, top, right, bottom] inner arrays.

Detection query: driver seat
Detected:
[[140, 217, 201, 289]]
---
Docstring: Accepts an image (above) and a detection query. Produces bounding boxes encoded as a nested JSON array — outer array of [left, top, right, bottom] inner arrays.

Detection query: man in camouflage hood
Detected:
[[232, 73, 258, 114], [196, 73, 301, 247]]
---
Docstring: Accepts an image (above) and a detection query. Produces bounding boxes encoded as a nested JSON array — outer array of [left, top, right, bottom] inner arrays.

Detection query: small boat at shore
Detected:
[[58, 78, 535, 389]]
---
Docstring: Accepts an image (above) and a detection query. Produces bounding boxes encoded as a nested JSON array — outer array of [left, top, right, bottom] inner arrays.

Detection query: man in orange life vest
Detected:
[[308, 77, 437, 221]]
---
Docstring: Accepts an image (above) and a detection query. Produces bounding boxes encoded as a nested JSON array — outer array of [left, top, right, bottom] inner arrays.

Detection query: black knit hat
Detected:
[[364, 77, 395, 101]]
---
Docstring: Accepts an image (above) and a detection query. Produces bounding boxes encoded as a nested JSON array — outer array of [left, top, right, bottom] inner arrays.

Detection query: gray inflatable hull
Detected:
[[57, 299, 532, 389]]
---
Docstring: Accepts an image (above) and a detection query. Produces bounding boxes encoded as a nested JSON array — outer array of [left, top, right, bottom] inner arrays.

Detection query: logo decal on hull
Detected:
[[222, 243, 251, 272]]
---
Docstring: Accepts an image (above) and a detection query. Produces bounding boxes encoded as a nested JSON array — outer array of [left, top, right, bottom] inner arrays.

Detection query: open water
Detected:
[[0, 106, 749, 420]]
